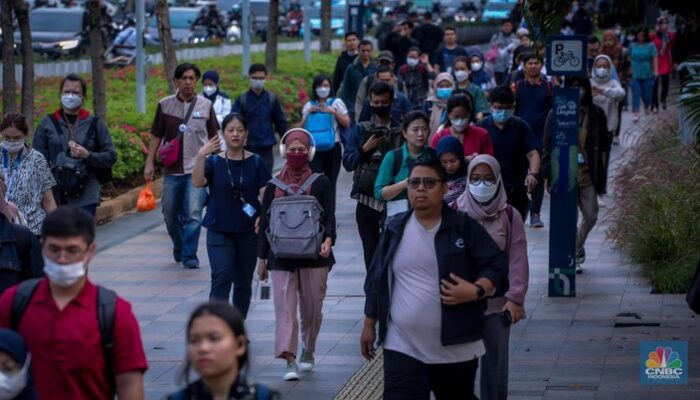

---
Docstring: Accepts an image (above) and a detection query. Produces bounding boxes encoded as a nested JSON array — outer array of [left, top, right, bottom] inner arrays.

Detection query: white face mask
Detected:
[[406, 57, 420, 67], [249, 78, 265, 91], [454, 70, 469, 83], [0, 354, 30, 399], [450, 118, 468, 131], [471, 62, 483, 72], [2, 140, 24, 153], [595, 68, 609, 79], [60, 94, 82, 110], [43, 257, 86, 288], [315, 86, 331, 99], [469, 181, 499, 203], [202, 85, 217, 96]]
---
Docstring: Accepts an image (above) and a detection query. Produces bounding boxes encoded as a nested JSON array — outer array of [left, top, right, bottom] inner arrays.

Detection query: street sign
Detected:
[[347, 0, 364, 38], [547, 35, 588, 76], [548, 87, 580, 297]]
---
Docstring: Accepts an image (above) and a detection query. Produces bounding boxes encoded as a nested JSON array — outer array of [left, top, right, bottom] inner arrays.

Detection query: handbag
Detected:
[[158, 97, 197, 167], [48, 115, 96, 200]]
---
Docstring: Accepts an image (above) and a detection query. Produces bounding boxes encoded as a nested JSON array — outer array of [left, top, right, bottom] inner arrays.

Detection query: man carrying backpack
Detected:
[[0, 207, 148, 400], [342, 82, 403, 271]]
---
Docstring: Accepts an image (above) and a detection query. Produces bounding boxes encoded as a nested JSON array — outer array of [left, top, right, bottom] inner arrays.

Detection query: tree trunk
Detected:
[[86, 0, 107, 120], [12, 0, 34, 126], [156, 0, 177, 93], [265, 0, 279, 72], [319, 0, 331, 53], [1, 0, 16, 113]]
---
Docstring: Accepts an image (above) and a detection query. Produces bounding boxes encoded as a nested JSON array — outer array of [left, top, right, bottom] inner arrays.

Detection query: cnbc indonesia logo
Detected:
[[644, 346, 684, 382]]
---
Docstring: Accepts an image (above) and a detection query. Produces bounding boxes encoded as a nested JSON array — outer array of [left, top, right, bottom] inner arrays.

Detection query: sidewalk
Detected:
[[88, 110, 699, 399]]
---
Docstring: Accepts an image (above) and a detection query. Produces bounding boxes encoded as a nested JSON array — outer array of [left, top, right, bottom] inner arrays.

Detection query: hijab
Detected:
[[601, 30, 622, 60], [456, 154, 508, 223], [467, 49, 493, 87], [0, 329, 37, 400], [427, 73, 455, 136], [436, 136, 467, 181], [275, 129, 313, 198], [590, 54, 618, 85]]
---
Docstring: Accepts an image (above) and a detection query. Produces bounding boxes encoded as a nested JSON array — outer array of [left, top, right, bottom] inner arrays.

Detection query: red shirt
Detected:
[[0, 278, 148, 400], [430, 126, 495, 157]]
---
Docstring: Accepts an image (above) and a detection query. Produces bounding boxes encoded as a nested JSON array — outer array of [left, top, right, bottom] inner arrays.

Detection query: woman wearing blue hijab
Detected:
[[436, 135, 468, 206], [0, 329, 36, 400]]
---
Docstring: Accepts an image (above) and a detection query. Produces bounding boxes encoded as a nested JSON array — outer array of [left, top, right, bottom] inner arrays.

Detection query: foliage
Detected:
[[677, 57, 700, 152], [0, 50, 338, 181], [607, 113, 700, 293], [522, 0, 571, 53]]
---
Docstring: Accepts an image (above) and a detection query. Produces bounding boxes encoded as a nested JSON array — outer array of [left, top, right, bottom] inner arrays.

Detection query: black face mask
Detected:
[[371, 105, 391, 118]]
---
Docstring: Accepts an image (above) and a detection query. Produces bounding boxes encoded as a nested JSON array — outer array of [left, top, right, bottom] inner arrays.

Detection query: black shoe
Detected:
[[183, 262, 200, 269], [662, 102, 667, 110], [173, 249, 181, 263]]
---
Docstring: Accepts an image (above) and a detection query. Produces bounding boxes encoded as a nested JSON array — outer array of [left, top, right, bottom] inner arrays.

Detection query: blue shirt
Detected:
[[203, 154, 271, 233], [232, 90, 288, 149], [478, 116, 539, 191], [514, 78, 551, 142], [357, 92, 413, 124], [629, 42, 658, 80], [433, 45, 467, 73]]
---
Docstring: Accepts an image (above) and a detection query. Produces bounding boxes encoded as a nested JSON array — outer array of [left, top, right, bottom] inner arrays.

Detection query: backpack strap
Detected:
[[269, 177, 292, 195], [97, 285, 117, 389], [10, 278, 42, 330], [391, 147, 403, 177], [299, 173, 321, 194], [47, 114, 70, 154]]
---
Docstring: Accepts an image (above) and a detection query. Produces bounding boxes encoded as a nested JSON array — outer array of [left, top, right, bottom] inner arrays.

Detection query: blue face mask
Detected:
[[436, 88, 453, 100], [492, 109, 513, 123]]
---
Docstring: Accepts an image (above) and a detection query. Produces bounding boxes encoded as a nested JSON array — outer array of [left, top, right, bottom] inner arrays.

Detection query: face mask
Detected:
[[371, 105, 391, 118], [2, 140, 24, 153], [626, 35, 635, 42], [470, 62, 483, 72], [595, 68, 609, 79], [454, 70, 469, 83], [491, 109, 513, 124], [61, 94, 82, 110], [249, 78, 265, 91], [406, 57, 419, 67], [436, 87, 453, 100], [43, 257, 86, 288], [286, 152, 308, 169], [469, 181, 499, 203], [0, 355, 30, 399], [450, 118, 468, 131], [202, 85, 217, 96], [315, 87, 331, 99]]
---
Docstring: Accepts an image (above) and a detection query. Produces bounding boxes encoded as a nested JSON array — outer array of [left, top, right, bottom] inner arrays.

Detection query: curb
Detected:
[[96, 178, 163, 224]]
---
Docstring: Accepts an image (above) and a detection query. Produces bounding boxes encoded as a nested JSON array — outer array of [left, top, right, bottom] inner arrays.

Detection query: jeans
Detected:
[[207, 230, 257, 317], [161, 174, 207, 266], [631, 77, 654, 113], [355, 202, 383, 270], [309, 142, 342, 214], [652, 74, 670, 110], [383, 349, 479, 400], [576, 184, 599, 258], [480, 313, 511, 400]]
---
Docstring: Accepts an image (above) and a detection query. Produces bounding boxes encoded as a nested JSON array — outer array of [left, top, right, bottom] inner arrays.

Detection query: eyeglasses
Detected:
[[408, 177, 443, 189], [469, 178, 496, 186]]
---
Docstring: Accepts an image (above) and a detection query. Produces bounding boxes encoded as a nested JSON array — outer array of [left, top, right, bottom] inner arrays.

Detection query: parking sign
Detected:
[[547, 35, 588, 76]]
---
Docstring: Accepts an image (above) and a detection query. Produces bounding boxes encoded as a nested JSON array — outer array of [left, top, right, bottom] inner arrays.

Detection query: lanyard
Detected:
[[223, 152, 244, 199], [2, 148, 24, 199]]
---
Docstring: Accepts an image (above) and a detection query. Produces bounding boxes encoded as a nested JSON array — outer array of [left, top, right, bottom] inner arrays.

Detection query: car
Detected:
[[145, 6, 204, 44], [306, 2, 346, 37], [19, 7, 87, 59], [481, 0, 515, 23]]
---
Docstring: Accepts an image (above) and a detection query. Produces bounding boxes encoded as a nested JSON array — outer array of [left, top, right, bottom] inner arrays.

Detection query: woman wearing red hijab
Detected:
[[257, 129, 336, 382]]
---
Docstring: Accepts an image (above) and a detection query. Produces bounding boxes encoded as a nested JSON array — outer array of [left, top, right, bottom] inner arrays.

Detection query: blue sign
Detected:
[[548, 87, 579, 297], [547, 35, 588, 76], [347, 0, 364, 38], [640, 341, 688, 385]]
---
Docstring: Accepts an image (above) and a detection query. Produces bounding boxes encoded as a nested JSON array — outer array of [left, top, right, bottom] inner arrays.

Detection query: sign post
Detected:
[[546, 35, 587, 297], [347, 0, 364, 38]]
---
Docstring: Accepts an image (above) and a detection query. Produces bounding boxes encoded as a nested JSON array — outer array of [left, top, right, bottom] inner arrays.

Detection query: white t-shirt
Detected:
[[301, 98, 348, 143], [384, 214, 485, 364]]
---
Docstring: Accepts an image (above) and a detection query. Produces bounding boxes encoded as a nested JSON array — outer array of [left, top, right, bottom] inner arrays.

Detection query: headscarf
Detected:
[[601, 30, 622, 60], [467, 49, 493, 88], [0, 329, 37, 400], [456, 154, 508, 221], [201, 70, 221, 101], [436, 135, 466, 181], [427, 73, 455, 135], [275, 129, 313, 198], [590, 54, 618, 85]]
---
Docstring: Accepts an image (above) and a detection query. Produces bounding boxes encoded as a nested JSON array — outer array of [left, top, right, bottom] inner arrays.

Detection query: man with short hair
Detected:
[[434, 27, 467, 73], [354, 50, 407, 121], [384, 21, 420, 74], [145, 63, 218, 269], [0, 207, 148, 400], [361, 158, 506, 399], [412, 11, 444, 63], [478, 86, 541, 218], [490, 20, 518, 84], [232, 63, 288, 173], [358, 66, 413, 123], [342, 82, 403, 271], [341, 40, 377, 123], [333, 31, 360, 95]]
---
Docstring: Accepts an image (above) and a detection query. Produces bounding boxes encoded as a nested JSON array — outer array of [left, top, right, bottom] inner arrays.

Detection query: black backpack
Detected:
[[352, 122, 403, 197], [10, 279, 117, 381]]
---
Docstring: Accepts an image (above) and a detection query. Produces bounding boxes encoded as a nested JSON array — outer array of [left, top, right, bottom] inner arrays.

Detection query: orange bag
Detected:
[[136, 180, 156, 212]]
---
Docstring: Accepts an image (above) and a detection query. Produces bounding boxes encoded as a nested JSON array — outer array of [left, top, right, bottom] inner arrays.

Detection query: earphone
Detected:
[[278, 128, 316, 161]]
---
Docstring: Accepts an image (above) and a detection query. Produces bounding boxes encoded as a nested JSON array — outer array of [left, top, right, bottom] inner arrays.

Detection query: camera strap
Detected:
[[223, 151, 244, 200]]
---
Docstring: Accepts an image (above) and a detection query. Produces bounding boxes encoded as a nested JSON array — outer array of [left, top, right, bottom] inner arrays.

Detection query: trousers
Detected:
[[576, 184, 599, 256], [355, 202, 383, 270], [207, 230, 257, 318]]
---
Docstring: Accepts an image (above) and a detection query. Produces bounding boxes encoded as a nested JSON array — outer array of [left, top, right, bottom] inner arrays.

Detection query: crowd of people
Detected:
[[0, 5, 688, 399]]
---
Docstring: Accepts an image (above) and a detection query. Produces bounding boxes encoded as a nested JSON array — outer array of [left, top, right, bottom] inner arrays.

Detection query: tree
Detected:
[[319, 0, 331, 53], [1, 0, 17, 114], [12, 0, 34, 125], [86, 0, 107, 120], [156, 0, 177, 93], [265, 0, 280, 72]]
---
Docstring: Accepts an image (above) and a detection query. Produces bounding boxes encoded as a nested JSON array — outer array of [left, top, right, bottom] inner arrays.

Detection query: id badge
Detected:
[[577, 153, 585, 165], [242, 203, 256, 218]]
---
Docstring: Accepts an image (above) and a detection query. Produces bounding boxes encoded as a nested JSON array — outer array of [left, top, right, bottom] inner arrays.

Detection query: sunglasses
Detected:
[[408, 177, 443, 189]]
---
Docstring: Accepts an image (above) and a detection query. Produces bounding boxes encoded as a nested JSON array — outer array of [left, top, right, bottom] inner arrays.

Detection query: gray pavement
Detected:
[[89, 109, 700, 399]]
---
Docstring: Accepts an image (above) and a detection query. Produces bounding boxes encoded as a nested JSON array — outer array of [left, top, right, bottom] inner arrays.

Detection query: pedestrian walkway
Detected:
[[88, 111, 699, 399]]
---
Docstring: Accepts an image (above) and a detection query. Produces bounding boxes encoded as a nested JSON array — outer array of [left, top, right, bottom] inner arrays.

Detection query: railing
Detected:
[[677, 61, 700, 147]]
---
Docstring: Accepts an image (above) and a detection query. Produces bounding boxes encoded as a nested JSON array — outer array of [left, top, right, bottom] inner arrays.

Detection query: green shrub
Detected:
[[608, 112, 700, 293]]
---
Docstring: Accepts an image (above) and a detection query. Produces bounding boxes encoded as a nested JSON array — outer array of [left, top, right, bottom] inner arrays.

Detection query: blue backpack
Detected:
[[304, 99, 336, 151]]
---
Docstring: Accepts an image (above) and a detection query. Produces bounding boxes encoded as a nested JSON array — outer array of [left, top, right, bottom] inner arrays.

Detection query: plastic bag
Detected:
[[136, 180, 156, 212]]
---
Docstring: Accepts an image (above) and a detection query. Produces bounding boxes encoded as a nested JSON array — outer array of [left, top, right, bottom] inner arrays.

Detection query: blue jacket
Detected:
[[364, 206, 507, 346], [232, 90, 288, 149]]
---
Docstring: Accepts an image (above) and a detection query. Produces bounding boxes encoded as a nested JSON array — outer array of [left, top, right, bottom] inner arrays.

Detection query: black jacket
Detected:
[[364, 206, 507, 347], [167, 379, 280, 400], [332, 51, 358, 95], [0, 216, 44, 294]]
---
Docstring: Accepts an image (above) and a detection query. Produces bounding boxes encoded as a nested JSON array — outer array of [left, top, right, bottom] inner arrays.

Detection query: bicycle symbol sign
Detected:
[[547, 35, 587, 76]]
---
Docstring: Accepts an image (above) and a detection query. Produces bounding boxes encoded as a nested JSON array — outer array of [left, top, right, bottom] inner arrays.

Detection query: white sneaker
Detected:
[[299, 349, 315, 372], [283, 361, 299, 381]]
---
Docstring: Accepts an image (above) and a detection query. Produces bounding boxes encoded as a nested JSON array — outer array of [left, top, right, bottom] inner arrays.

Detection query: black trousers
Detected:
[[355, 202, 382, 271], [309, 142, 342, 214], [652, 73, 670, 110], [505, 185, 529, 221], [384, 349, 479, 400], [247, 145, 274, 175]]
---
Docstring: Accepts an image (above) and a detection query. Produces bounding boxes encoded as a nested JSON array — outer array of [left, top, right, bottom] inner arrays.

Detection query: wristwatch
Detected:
[[474, 283, 485, 299]]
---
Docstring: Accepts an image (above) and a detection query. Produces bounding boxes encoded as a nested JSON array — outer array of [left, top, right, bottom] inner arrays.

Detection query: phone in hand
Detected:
[[501, 310, 513, 326]]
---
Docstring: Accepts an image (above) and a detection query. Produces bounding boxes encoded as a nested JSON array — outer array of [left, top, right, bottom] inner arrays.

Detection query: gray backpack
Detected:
[[266, 173, 324, 259]]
